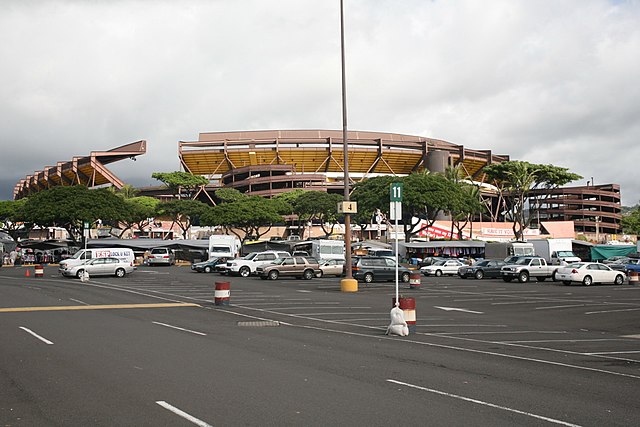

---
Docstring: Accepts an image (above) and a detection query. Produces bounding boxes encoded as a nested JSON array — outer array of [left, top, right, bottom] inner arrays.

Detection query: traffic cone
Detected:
[[25, 268, 31, 277]]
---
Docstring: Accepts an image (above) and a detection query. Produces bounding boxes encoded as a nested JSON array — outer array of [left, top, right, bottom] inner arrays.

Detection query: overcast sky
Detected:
[[1, 0, 639, 205]]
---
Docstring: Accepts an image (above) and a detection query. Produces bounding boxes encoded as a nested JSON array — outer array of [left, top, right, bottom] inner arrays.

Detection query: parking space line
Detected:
[[387, 379, 582, 427], [156, 401, 211, 427], [586, 307, 640, 315], [152, 321, 207, 336], [19, 327, 54, 345]]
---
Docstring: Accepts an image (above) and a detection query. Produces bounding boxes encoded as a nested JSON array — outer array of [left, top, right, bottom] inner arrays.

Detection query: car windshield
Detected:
[[272, 257, 287, 265], [514, 258, 533, 265], [432, 261, 446, 266], [567, 263, 584, 268], [476, 260, 490, 266]]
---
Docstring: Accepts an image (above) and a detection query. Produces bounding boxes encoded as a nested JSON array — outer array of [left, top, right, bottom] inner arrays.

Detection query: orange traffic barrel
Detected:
[[409, 272, 421, 289], [214, 281, 231, 305], [34, 265, 44, 278]]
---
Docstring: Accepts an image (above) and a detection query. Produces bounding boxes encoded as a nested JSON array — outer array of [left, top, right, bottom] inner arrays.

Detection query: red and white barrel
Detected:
[[214, 281, 231, 306], [392, 297, 416, 333], [629, 271, 639, 285], [409, 272, 421, 289], [34, 264, 44, 278]]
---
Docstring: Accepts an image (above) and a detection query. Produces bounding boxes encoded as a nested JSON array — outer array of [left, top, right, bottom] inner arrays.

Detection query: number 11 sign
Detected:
[[390, 183, 403, 220]]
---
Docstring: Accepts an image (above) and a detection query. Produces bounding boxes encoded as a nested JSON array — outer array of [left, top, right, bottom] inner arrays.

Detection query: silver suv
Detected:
[[148, 247, 176, 266], [225, 250, 291, 277]]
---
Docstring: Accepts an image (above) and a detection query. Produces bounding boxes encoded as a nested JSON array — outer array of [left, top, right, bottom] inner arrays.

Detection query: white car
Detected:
[[316, 259, 345, 278], [60, 257, 135, 279], [555, 262, 626, 286], [420, 259, 465, 277], [225, 250, 291, 277]]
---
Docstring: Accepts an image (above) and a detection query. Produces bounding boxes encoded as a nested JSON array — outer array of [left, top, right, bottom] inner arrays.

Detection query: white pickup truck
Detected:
[[500, 256, 559, 283]]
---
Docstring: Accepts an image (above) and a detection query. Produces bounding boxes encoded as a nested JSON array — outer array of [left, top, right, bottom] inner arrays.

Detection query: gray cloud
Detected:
[[1, 0, 639, 204]]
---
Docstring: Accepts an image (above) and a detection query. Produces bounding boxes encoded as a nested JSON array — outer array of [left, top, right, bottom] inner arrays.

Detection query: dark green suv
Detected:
[[351, 256, 411, 283]]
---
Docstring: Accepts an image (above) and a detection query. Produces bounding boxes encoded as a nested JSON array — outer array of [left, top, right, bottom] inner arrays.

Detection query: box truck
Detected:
[[530, 238, 580, 265], [485, 241, 535, 260], [208, 235, 241, 259]]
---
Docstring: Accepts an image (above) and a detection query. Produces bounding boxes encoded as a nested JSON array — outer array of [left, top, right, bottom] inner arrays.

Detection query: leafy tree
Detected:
[[621, 206, 640, 235], [0, 199, 30, 241], [201, 191, 285, 243], [483, 161, 582, 240], [155, 199, 209, 239], [292, 191, 343, 238], [151, 171, 208, 198], [352, 172, 465, 242], [23, 186, 129, 244], [443, 165, 485, 240], [117, 196, 160, 238]]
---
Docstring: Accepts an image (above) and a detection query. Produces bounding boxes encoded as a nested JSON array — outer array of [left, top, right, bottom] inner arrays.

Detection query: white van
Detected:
[[59, 248, 135, 270]]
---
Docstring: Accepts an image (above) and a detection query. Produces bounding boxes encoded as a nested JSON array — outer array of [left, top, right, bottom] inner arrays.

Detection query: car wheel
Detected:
[[582, 275, 593, 286], [204, 266, 212, 273], [115, 268, 126, 278], [268, 270, 279, 280], [76, 269, 85, 279], [435, 270, 443, 277], [364, 273, 374, 283], [614, 274, 624, 285], [315, 270, 324, 278], [475, 270, 484, 280], [518, 272, 529, 283], [562, 280, 572, 285], [303, 269, 314, 280], [239, 266, 251, 277], [551, 271, 557, 281], [401, 272, 410, 283]]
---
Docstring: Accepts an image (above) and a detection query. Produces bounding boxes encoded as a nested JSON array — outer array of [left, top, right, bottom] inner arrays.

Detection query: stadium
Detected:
[[13, 130, 623, 237]]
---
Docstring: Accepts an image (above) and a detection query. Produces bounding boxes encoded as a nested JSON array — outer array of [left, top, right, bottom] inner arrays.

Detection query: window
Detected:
[[295, 257, 306, 264], [384, 258, 397, 267], [530, 259, 541, 266], [283, 258, 294, 265]]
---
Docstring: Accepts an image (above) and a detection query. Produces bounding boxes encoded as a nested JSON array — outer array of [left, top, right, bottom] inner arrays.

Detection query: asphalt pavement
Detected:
[[2, 264, 640, 426]]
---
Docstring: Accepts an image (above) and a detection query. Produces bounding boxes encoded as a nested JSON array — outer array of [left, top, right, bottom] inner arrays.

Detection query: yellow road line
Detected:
[[0, 302, 201, 313]]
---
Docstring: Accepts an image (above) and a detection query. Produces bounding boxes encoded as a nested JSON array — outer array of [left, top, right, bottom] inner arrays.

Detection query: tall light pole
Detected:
[[340, 0, 356, 290]]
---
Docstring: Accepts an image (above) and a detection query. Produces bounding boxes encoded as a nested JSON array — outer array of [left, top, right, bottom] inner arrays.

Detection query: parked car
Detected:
[[60, 257, 134, 278], [623, 258, 640, 273], [555, 262, 626, 286], [418, 256, 446, 268], [458, 259, 506, 279], [225, 250, 291, 277], [316, 258, 345, 278], [421, 259, 465, 277], [500, 256, 558, 283], [257, 256, 320, 280], [148, 247, 176, 266], [191, 256, 229, 273], [351, 256, 411, 283]]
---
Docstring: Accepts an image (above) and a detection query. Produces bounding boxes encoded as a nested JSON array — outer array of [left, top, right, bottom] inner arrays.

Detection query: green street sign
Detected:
[[390, 182, 403, 202]]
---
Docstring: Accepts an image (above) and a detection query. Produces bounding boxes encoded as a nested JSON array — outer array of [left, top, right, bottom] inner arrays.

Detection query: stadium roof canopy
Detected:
[[13, 140, 146, 200], [179, 129, 509, 182]]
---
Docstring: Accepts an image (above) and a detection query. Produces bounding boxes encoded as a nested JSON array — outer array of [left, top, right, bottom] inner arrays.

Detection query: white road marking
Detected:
[[69, 298, 90, 305], [156, 401, 212, 427], [586, 307, 640, 315], [297, 290, 312, 293], [19, 327, 54, 345], [152, 322, 207, 336], [387, 379, 582, 427], [586, 350, 640, 355], [434, 306, 483, 314]]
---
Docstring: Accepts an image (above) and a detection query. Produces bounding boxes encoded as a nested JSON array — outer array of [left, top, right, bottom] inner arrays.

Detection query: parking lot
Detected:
[[3, 264, 640, 425], [40, 264, 640, 367]]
